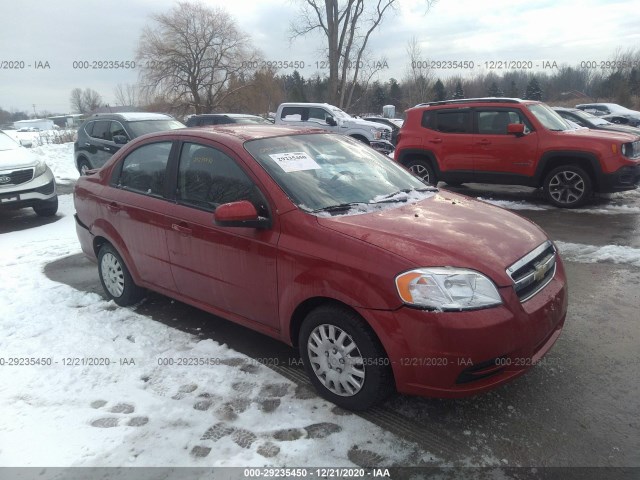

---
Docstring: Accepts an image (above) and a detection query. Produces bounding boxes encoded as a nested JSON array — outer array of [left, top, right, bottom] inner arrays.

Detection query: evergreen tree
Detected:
[[433, 79, 447, 101], [524, 77, 543, 100], [452, 80, 465, 99], [507, 80, 519, 98], [488, 81, 504, 97]]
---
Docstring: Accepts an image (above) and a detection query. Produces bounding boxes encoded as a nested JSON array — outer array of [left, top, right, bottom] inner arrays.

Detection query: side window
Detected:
[[119, 142, 172, 197], [280, 107, 305, 121], [90, 120, 112, 141], [110, 121, 128, 139], [435, 111, 471, 133], [308, 107, 329, 123], [478, 110, 529, 135], [177, 143, 266, 213]]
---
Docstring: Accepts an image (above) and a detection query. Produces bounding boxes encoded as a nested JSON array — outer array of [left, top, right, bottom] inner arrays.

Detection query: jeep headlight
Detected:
[[395, 267, 503, 311], [34, 160, 48, 177]]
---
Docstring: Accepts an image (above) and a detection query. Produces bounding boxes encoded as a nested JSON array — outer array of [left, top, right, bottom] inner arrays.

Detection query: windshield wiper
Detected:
[[372, 187, 437, 203], [310, 202, 367, 213]]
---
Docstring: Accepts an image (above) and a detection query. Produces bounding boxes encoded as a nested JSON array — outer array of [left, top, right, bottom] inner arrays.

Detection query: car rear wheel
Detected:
[[98, 244, 144, 306], [77, 158, 92, 176], [299, 304, 394, 411], [33, 196, 58, 217], [406, 159, 437, 186], [543, 165, 592, 208]]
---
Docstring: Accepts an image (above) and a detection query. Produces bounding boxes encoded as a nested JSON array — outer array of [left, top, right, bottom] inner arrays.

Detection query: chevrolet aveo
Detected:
[[74, 125, 567, 410]]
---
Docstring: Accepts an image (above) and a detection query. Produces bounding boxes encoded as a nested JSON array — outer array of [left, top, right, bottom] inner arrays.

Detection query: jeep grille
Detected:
[[506, 241, 557, 302]]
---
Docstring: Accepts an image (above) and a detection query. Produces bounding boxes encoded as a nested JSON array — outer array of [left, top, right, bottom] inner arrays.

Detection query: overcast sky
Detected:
[[0, 0, 638, 114]]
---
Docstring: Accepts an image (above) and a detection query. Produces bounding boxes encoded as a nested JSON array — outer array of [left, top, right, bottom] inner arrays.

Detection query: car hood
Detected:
[[342, 117, 392, 130], [0, 146, 39, 170], [599, 124, 640, 136], [316, 191, 549, 286], [562, 127, 638, 142]]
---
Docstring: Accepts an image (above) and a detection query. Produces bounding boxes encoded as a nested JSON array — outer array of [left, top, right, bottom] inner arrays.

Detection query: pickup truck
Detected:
[[274, 102, 394, 154]]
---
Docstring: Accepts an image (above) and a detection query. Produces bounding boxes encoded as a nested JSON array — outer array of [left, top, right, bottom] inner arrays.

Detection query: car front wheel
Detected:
[[77, 158, 92, 176], [299, 304, 394, 411], [405, 159, 437, 186], [543, 165, 592, 208], [98, 244, 144, 306]]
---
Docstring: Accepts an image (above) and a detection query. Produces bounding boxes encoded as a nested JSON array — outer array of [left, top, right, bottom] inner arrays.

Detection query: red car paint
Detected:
[[74, 125, 568, 399]]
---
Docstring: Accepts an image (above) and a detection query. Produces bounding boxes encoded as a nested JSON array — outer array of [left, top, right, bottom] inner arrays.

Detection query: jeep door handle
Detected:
[[477, 139, 491, 145], [172, 223, 192, 236], [106, 202, 120, 213], [428, 138, 442, 144]]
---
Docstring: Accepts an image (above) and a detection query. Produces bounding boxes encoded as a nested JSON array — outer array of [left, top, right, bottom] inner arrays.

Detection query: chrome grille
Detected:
[[0, 168, 34, 186], [381, 129, 392, 141], [507, 241, 557, 302]]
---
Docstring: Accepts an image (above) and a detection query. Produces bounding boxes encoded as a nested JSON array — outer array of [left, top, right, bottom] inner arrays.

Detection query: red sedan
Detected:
[[74, 125, 567, 410]]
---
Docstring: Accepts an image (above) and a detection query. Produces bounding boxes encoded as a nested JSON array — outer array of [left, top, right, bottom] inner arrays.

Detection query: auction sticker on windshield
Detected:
[[269, 152, 321, 172]]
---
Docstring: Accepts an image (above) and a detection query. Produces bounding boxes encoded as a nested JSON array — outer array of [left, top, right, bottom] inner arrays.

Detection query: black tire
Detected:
[[405, 158, 437, 185], [299, 304, 394, 411], [97, 244, 144, 306], [445, 181, 464, 187], [33, 196, 58, 217], [77, 158, 92, 176], [542, 165, 593, 208]]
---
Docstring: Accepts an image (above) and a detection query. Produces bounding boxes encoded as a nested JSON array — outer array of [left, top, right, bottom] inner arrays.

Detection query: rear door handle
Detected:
[[106, 202, 120, 213], [172, 223, 192, 236], [477, 139, 491, 145]]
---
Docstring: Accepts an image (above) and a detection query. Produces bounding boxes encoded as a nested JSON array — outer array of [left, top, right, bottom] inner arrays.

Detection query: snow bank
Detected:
[[556, 241, 640, 268]]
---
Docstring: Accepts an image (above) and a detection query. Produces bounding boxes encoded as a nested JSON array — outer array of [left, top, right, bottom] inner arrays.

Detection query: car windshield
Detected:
[[527, 104, 571, 131], [127, 120, 184, 137], [329, 107, 351, 120], [0, 132, 19, 151], [245, 134, 431, 214], [572, 110, 610, 126], [233, 116, 270, 124]]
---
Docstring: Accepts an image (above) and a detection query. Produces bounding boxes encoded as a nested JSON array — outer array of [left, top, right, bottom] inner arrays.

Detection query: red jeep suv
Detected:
[[394, 98, 640, 207]]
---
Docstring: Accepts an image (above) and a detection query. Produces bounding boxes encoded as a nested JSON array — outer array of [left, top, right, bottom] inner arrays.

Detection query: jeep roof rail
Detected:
[[414, 98, 525, 108]]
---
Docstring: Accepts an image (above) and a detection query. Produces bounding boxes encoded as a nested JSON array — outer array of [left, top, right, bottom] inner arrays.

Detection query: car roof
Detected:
[[411, 97, 537, 109], [88, 112, 174, 121], [190, 113, 263, 118]]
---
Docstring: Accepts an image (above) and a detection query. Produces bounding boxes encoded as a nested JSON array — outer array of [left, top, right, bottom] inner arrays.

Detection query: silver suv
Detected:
[[0, 131, 58, 216]]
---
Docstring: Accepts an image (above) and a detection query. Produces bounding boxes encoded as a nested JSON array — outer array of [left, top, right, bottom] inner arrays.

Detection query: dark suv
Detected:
[[185, 114, 270, 127], [74, 113, 184, 174], [394, 98, 640, 207]]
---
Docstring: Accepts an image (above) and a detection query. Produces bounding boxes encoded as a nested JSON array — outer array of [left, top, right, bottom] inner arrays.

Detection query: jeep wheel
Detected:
[[543, 165, 592, 208], [406, 159, 437, 185], [78, 158, 92, 176], [98, 244, 144, 306], [299, 304, 394, 411]]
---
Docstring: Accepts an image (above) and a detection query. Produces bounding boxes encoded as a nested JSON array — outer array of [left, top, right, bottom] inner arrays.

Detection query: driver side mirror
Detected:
[[507, 123, 525, 137], [113, 135, 129, 145], [214, 200, 271, 229], [326, 116, 337, 127]]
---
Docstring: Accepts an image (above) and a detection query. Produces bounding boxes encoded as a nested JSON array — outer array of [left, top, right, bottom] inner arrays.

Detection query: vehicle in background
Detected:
[[73, 125, 567, 410], [274, 102, 394, 154], [394, 98, 640, 208], [553, 107, 640, 136], [361, 116, 404, 145], [0, 130, 57, 216], [74, 113, 184, 175], [575, 103, 640, 127], [185, 113, 271, 127]]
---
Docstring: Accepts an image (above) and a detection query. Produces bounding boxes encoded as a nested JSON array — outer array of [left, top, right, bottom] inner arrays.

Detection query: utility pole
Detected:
[[32, 104, 37, 117]]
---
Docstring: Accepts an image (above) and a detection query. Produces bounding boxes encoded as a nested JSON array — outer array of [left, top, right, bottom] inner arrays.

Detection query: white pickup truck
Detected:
[[274, 102, 394, 154]]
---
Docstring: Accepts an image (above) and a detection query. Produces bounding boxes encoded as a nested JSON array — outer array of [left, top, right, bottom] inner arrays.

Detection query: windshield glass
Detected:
[[0, 132, 19, 151], [234, 116, 270, 124], [527, 104, 571, 131], [128, 120, 184, 137], [573, 109, 610, 126], [245, 134, 431, 214], [330, 107, 351, 120]]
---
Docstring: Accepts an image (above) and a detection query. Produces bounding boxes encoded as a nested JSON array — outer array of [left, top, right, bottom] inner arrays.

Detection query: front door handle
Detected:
[[429, 138, 442, 144], [172, 223, 192, 236], [477, 139, 491, 145]]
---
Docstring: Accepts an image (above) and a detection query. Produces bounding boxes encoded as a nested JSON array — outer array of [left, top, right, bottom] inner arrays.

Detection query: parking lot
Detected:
[[0, 180, 632, 472]]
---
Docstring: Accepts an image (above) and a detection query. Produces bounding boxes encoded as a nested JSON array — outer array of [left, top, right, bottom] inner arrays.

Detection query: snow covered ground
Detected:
[[2, 142, 639, 470]]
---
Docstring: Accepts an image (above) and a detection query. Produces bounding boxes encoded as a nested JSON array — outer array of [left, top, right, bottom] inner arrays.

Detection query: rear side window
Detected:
[[118, 142, 172, 197], [177, 142, 265, 213], [432, 110, 471, 134]]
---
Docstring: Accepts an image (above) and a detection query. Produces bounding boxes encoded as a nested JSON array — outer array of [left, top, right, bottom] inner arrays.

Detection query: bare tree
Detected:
[[136, 2, 260, 114], [290, 1, 436, 109], [70, 88, 103, 114], [403, 36, 432, 106], [114, 84, 139, 107]]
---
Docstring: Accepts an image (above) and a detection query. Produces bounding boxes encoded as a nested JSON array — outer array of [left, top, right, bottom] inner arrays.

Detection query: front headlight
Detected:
[[395, 267, 503, 311], [371, 128, 383, 140], [34, 160, 48, 177]]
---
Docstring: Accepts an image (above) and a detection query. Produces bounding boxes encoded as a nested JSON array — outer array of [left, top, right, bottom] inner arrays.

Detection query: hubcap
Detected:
[[409, 164, 431, 183], [548, 171, 585, 204], [101, 253, 125, 297], [80, 162, 90, 175], [307, 324, 365, 397]]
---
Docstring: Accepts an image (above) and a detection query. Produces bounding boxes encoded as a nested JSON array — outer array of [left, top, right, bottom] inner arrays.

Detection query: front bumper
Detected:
[[598, 164, 640, 193], [370, 140, 395, 155], [0, 167, 57, 209], [357, 258, 568, 398]]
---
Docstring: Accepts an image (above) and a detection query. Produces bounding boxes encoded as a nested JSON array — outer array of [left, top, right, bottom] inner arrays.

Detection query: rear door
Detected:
[[164, 141, 280, 329], [425, 108, 474, 172], [85, 120, 114, 168]]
